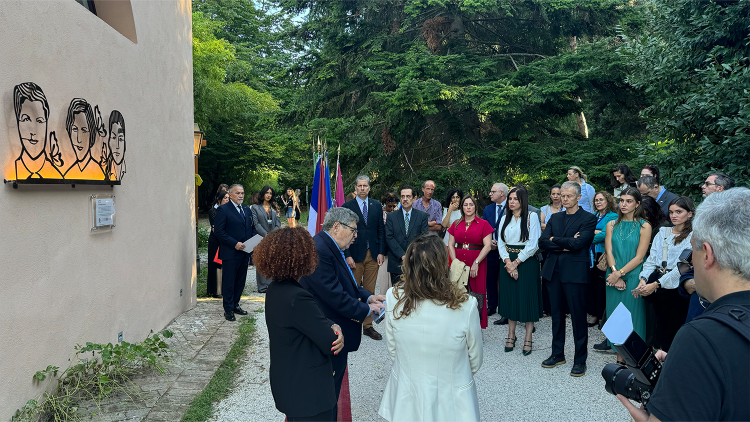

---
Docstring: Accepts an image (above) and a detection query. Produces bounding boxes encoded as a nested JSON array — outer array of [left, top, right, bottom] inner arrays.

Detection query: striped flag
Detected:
[[334, 158, 345, 207], [307, 154, 333, 235]]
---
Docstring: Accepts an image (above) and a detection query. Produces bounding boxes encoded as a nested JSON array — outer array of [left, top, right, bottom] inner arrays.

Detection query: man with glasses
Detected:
[[701, 172, 735, 198], [343, 175, 386, 340], [300, 207, 386, 418], [214, 184, 257, 321], [386, 185, 429, 286]]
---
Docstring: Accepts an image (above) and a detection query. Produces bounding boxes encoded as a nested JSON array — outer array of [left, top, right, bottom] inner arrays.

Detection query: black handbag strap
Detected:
[[693, 304, 750, 342]]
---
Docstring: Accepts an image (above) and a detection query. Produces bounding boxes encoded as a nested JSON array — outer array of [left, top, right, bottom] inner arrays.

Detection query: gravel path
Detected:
[[213, 273, 633, 421]]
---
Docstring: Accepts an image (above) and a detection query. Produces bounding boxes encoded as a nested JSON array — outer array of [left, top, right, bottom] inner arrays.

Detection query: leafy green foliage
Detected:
[[620, 0, 750, 198], [12, 331, 174, 422], [271, 0, 650, 204]]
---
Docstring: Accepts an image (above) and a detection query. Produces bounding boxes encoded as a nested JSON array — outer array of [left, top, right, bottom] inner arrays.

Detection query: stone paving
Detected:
[[76, 279, 264, 422]]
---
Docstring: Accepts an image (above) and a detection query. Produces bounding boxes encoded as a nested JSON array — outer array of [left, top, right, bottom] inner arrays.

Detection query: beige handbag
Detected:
[[449, 259, 470, 287], [596, 253, 608, 272]]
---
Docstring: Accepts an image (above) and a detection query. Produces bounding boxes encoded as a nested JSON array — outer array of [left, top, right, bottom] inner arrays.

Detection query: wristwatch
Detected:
[[474, 260, 480, 264]]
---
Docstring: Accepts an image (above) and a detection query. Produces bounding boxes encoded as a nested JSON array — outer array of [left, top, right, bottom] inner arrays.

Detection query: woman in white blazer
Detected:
[[378, 235, 483, 422]]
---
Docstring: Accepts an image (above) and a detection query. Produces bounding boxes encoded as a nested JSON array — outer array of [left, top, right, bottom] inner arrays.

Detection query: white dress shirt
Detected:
[[497, 212, 541, 263], [640, 227, 693, 289]]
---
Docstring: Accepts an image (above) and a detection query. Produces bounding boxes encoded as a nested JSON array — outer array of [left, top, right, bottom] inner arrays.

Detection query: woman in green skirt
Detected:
[[497, 186, 542, 356], [604, 187, 652, 362]]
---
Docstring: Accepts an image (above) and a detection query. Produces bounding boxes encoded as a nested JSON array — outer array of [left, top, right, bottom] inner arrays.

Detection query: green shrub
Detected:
[[12, 330, 174, 422]]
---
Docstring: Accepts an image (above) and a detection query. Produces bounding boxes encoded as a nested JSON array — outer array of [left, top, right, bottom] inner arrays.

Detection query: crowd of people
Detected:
[[210, 164, 746, 422]]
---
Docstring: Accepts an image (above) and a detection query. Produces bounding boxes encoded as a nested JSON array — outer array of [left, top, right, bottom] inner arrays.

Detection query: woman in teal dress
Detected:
[[604, 187, 653, 361]]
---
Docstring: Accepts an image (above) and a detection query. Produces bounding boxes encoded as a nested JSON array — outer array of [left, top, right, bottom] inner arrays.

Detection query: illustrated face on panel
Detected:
[[64, 98, 106, 180], [12, 82, 62, 179], [107, 110, 126, 181]]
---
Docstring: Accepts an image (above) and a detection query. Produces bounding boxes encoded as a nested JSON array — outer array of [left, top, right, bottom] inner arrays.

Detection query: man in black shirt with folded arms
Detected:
[[619, 188, 750, 422]]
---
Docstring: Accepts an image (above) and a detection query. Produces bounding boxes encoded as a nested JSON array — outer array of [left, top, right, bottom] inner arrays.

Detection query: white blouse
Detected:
[[442, 208, 463, 246], [639, 227, 693, 289], [497, 212, 541, 263]]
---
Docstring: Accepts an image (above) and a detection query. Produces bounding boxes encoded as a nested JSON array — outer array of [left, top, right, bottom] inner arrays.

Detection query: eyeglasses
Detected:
[[702, 181, 716, 187], [340, 222, 358, 234]]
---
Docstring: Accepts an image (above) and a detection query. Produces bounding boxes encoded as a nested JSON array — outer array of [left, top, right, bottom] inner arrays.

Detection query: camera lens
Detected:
[[602, 363, 642, 403]]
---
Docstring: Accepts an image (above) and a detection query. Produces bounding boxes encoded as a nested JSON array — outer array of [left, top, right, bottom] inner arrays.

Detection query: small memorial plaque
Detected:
[[91, 194, 116, 231]]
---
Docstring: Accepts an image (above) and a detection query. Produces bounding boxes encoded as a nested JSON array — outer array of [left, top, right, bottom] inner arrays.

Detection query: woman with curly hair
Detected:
[[256, 227, 344, 422], [379, 235, 483, 422]]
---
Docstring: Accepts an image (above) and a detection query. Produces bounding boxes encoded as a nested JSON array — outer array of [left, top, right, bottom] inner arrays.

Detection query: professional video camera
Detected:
[[601, 331, 663, 404]]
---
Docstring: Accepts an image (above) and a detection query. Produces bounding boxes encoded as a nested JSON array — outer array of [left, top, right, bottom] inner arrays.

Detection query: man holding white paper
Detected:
[[214, 184, 257, 321]]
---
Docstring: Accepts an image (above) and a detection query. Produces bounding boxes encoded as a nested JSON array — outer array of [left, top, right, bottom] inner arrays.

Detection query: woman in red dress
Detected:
[[447, 195, 494, 328]]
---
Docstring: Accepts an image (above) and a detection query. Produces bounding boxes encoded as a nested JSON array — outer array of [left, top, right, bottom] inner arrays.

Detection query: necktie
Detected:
[[362, 201, 368, 226], [405, 211, 410, 236], [238, 205, 245, 219]]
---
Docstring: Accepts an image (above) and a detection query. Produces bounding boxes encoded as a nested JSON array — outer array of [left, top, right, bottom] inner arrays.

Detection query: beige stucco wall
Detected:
[[0, 1, 195, 417]]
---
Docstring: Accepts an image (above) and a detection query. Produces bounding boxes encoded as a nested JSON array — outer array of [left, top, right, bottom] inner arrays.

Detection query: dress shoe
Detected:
[[233, 307, 248, 315], [522, 340, 533, 356], [541, 355, 566, 368], [593, 339, 610, 351], [487, 309, 496, 317], [493, 317, 509, 326], [212, 294, 223, 299], [363, 327, 382, 340], [224, 311, 236, 321], [504, 337, 517, 352], [570, 363, 587, 377]]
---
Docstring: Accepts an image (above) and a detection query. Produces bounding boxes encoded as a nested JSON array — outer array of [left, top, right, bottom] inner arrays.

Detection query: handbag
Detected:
[[596, 253, 608, 271], [213, 249, 222, 265], [466, 280, 485, 314]]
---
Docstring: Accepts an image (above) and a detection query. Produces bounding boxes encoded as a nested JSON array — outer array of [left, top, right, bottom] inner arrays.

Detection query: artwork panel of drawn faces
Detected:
[[108, 111, 125, 165]]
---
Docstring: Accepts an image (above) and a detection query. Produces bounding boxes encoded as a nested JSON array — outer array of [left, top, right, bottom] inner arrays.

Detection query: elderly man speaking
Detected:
[[300, 207, 386, 419]]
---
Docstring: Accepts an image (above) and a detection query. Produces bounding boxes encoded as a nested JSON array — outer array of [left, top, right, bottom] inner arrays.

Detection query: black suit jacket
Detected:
[[214, 201, 257, 261], [385, 209, 429, 274], [657, 188, 679, 218], [342, 198, 386, 262], [539, 207, 597, 284], [266, 280, 338, 417], [299, 232, 372, 353]]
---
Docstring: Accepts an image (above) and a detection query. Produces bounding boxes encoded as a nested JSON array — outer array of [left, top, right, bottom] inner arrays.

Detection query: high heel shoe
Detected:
[[504, 337, 517, 352], [522, 340, 533, 356]]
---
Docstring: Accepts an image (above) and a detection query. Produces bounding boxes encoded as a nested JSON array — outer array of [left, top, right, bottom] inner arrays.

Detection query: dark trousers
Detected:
[[221, 256, 249, 313], [207, 240, 221, 296], [331, 352, 348, 420], [390, 272, 402, 286], [650, 288, 690, 352], [486, 251, 500, 313], [546, 272, 588, 365], [287, 409, 335, 421], [586, 255, 606, 320]]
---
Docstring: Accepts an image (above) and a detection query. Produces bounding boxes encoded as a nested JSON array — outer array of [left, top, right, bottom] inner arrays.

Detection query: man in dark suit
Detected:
[[638, 175, 679, 218], [539, 181, 597, 377], [385, 185, 429, 285], [343, 175, 386, 340], [214, 184, 257, 321], [485, 183, 508, 322], [300, 207, 386, 419]]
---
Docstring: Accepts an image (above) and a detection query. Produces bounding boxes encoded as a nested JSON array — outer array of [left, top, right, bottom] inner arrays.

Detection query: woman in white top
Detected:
[[540, 184, 565, 231], [379, 235, 483, 422], [496, 186, 542, 355], [441, 189, 464, 245], [634, 196, 695, 352], [610, 163, 638, 198]]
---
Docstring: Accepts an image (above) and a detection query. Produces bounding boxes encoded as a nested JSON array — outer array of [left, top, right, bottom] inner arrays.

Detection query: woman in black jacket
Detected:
[[207, 190, 230, 298], [254, 227, 344, 421]]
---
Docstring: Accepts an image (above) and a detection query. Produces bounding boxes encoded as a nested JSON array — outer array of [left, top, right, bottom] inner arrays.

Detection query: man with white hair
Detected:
[[619, 188, 750, 422]]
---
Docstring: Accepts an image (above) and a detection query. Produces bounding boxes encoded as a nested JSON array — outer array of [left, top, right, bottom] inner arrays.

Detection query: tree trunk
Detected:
[[570, 36, 589, 138]]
